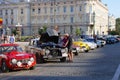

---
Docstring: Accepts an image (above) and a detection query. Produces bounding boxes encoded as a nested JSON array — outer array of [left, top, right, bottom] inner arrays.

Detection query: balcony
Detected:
[[85, 13, 95, 26]]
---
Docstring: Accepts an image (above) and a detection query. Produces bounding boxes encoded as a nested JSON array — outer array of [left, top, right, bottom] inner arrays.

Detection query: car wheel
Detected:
[[101, 45, 104, 47], [36, 52, 45, 63], [74, 52, 78, 56], [84, 50, 89, 52], [29, 66, 35, 70], [97, 45, 99, 48], [1, 60, 9, 73], [60, 57, 66, 62]]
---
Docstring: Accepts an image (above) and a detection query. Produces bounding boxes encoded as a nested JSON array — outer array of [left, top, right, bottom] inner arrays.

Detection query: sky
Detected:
[[102, 0, 120, 18]]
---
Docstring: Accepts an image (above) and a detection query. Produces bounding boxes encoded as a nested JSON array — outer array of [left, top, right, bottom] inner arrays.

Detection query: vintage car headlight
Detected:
[[17, 61, 22, 67], [61, 49, 66, 53], [28, 61, 32, 66], [11, 59, 17, 64], [30, 57, 34, 62], [76, 47, 80, 50], [45, 49, 50, 54]]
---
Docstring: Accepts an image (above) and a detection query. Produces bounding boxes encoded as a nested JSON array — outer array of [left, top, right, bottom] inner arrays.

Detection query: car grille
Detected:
[[18, 59, 30, 63], [72, 48, 76, 50], [49, 48, 61, 56]]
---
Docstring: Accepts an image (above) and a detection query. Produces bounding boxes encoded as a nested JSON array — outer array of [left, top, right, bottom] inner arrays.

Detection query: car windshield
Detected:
[[86, 39, 95, 42], [82, 39, 88, 42], [1, 46, 23, 53], [73, 38, 82, 41]]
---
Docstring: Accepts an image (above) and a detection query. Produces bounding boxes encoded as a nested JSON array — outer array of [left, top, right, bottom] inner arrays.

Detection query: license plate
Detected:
[[62, 53, 68, 57], [48, 55, 52, 58], [72, 50, 76, 52]]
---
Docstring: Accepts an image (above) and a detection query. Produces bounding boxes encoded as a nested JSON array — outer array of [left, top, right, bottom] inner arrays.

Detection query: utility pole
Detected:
[[53, 0, 56, 27]]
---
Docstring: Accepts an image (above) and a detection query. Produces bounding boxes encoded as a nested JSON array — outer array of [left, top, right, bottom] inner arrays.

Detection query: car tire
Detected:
[[29, 66, 35, 70], [35, 52, 45, 63], [74, 52, 78, 56], [101, 45, 104, 47], [1, 60, 9, 73], [60, 57, 66, 62], [85, 50, 89, 52]]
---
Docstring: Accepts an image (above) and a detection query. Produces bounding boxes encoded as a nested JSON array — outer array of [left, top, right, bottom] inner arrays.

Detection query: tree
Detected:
[[12, 29, 17, 35], [38, 25, 47, 35], [109, 30, 119, 35], [75, 28, 81, 36], [116, 18, 120, 35]]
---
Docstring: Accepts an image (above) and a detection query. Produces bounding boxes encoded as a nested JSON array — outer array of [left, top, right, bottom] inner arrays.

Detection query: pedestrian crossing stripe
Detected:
[[112, 64, 120, 80]]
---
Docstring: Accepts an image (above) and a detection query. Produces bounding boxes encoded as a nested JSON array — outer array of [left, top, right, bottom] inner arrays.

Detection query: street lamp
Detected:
[[6, 27, 10, 35], [54, 0, 56, 27]]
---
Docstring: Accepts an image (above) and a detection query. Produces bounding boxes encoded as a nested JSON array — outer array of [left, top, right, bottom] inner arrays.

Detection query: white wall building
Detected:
[[108, 15, 116, 31], [0, 0, 109, 36]]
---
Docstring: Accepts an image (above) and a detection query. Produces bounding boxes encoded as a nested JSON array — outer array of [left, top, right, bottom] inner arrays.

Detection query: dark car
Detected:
[[35, 29, 68, 63], [106, 37, 119, 44]]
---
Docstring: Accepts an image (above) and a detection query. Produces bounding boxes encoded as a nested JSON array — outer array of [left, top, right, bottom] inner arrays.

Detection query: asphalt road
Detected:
[[0, 42, 120, 80]]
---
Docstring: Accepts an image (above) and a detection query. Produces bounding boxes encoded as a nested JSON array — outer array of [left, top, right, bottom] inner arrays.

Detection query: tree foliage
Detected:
[[12, 29, 18, 35], [75, 28, 81, 36], [116, 18, 120, 35], [38, 25, 47, 35], [109, 30, 119, 35]]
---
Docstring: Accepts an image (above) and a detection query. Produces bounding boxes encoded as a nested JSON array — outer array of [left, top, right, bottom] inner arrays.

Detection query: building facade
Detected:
[[108, 15, 116, 31], [0, 0, 109, 36]]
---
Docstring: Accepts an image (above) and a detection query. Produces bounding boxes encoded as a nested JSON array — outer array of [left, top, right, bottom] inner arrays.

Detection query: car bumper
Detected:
[[8, 62, 36, 70]]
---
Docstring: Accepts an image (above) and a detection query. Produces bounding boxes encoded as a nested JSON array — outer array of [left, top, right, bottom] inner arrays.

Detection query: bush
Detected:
[[16, 36, 33, 42], [109, 31, 119, 35]]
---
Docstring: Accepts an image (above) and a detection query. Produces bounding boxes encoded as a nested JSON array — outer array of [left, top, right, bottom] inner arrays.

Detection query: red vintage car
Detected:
[[0, 44, 36, 72]]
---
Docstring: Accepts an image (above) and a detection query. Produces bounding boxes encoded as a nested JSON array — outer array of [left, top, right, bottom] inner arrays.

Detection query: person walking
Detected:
[[8, 34, 15, 44], [0, 24, 5, 43]]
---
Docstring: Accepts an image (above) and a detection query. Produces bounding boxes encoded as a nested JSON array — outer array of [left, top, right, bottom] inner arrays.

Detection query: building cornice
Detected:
[[96, 0, 108, 11]]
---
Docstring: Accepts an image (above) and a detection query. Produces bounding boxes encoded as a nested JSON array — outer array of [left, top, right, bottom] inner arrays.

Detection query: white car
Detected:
[[72, 45, 81, 55], [86, 38, 102, 48], [82, 39, 97, 50], [97, 40, 106, 46], [29, 38, 40, 46]]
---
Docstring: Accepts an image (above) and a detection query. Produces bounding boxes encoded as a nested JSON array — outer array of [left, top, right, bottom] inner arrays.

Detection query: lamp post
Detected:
[[54, 0, 56, 27], [6, 27, 10, 35], [16, 23, 22, 41]]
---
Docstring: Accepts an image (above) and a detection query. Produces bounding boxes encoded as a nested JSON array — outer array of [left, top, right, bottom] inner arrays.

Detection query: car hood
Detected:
[[73, 41, 86, 45], [39, 32, 59, 44], [72, 45, 80, 48], [7, 51, 32, 59]]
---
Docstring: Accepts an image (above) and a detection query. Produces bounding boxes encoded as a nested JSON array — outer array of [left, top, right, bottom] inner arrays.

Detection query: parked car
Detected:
[[116, 36, 120, 41], [82, 39, 97, 50], [29, 37, 40, 46], [106, 37, 119, 44], [86, 38, 102, 48], [97, 38, 106, 46], [0, 44, 36, 72], [72, 45, 81, 56], [35, 29, 68, 63], [73, 38, 90, 52]]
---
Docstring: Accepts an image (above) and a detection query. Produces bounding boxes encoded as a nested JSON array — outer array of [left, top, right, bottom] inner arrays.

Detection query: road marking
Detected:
[[112, 64, 120, 80]]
